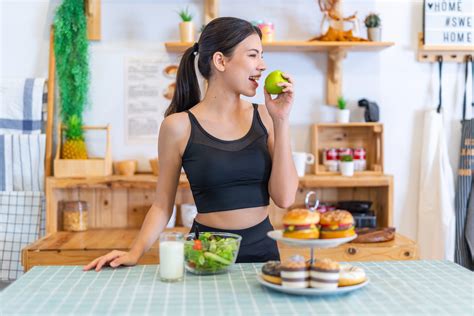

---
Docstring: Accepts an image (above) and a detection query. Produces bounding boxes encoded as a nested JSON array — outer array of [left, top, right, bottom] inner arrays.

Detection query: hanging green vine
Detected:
[[53, 0, 89, 140]]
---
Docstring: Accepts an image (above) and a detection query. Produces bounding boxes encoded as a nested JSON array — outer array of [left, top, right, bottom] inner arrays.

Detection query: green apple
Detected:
[[264, 70, 288, 94]]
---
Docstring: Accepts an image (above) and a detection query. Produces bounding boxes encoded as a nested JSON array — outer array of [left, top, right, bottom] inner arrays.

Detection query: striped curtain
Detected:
[[0, 78, 46, 280], [454, 58, 474, 270]]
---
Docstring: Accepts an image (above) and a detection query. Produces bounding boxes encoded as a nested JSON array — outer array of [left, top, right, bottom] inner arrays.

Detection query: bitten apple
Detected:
[[264, 70, 288, 94]]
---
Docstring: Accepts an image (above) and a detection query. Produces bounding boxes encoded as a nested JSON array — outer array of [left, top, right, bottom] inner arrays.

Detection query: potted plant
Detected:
[[54, 0, 89, 160], [336, 96, 350, 123], [177, 6, 194, 43], [364, 13, 381, 41], [340, 155, 354, 177]]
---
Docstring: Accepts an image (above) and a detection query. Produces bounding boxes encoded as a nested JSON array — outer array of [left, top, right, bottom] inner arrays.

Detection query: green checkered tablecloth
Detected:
[[1, 260, 473, 315]]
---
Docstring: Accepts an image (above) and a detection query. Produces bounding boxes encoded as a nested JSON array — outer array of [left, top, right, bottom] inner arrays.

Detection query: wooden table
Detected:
[[22, 229, 417, 272], [2, 261, 472, 315]]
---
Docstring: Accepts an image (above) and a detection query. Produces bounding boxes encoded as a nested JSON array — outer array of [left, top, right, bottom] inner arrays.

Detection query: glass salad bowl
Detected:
[[184, 232, 242, 275]]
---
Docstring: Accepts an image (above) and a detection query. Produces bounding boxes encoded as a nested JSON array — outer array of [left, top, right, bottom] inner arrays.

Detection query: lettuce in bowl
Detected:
[[184, 232, 241, 275]]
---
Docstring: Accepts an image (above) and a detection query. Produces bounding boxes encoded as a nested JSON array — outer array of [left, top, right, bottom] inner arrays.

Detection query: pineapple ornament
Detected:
[[62, 115, 88, 159]]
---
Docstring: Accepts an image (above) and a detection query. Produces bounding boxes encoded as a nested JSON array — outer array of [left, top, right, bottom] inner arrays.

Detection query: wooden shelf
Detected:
[[47, 172, 392, 190], [165, 40, 394, 105], [298, 174, 393, 188], [165, 40, 394, 53], [313, 122, 383, 127], [417, 33, 473, 63], [47, 173, 189, 189], [48, 173, 390, 189]]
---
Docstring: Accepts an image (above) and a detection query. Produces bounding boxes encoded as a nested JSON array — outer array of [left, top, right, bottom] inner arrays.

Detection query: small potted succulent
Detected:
[[177, 6, 194, 43], [340, 155, 354, 177], [364, 13, 381, 41], [336, 96, 350, 123]]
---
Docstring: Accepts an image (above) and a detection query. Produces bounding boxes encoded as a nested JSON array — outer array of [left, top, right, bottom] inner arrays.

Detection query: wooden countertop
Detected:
[[22, 228, 418, 271]]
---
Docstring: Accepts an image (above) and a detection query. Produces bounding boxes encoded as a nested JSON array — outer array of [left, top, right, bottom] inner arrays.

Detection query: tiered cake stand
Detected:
[[257, 192, 369, 295]]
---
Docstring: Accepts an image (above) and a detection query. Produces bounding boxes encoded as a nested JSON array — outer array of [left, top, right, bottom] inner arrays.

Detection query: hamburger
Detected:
[[282, 208, 320, 239], [319, 210, 355, 239]]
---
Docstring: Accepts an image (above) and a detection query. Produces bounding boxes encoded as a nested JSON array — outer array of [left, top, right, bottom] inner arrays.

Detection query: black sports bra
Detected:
[[181, 103, 272, 213]]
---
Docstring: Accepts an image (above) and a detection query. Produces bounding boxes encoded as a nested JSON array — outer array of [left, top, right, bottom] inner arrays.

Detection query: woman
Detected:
[[84, 17, 298, 271]]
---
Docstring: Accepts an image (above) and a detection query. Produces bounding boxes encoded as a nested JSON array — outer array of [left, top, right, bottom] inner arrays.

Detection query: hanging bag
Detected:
[[454, 56, 474, 270]]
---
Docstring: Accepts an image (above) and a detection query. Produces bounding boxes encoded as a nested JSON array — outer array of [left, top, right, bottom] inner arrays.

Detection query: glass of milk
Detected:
[[159, 232, 184, 282]]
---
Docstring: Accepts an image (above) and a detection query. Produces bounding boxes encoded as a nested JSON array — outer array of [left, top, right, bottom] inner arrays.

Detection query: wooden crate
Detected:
[[54, 124, 112, 178], [312, 123, 384, 176]]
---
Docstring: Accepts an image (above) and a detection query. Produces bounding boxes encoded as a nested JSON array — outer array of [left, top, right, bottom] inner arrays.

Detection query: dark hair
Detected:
[[165, 17, 262, 117]]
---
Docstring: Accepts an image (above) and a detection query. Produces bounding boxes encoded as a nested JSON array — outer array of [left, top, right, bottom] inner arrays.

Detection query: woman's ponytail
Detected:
[[164, 17, 261, 117], [164, 46, 201, 116]]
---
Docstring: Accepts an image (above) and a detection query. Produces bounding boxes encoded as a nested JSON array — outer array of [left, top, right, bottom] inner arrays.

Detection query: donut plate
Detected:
[[257, 274, 369, 296]]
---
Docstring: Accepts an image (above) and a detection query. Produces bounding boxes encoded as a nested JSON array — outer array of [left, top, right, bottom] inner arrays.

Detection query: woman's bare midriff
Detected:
[[194, 206, 269, 230]]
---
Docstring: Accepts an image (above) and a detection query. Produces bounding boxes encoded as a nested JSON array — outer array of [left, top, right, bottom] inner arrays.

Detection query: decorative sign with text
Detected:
[[424, 0, 473, 46]]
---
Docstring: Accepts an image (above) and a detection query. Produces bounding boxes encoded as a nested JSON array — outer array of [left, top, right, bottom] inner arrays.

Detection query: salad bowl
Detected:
[[184, 232, 241, 275]]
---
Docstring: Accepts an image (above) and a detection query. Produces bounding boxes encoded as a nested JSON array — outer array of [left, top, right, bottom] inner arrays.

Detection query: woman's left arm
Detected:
[[261, 73, 299, 208]]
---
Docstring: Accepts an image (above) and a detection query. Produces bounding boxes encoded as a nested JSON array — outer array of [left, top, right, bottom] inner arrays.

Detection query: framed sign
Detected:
[[423, 0, 473, 46]]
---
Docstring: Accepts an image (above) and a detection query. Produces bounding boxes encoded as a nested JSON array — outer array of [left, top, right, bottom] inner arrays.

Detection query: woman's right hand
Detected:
[[82, 250, 139, 272]]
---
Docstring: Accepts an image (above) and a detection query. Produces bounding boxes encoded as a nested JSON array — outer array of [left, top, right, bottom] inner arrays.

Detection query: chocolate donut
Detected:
[[261, 261, 282, 285]]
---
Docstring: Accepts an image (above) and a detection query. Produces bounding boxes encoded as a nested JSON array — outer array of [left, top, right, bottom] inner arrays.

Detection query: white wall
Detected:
[[1, 0, 470, 240]]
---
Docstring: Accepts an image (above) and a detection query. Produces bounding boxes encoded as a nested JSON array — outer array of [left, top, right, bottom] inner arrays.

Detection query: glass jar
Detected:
[[62, 201, 88, 232]]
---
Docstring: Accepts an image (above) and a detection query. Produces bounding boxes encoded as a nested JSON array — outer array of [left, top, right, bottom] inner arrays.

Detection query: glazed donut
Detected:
[[338, 264, 366, 287]]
